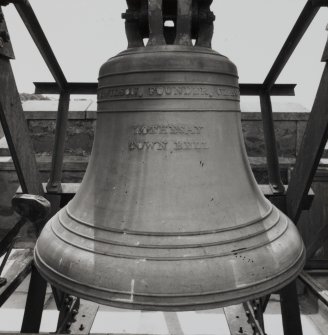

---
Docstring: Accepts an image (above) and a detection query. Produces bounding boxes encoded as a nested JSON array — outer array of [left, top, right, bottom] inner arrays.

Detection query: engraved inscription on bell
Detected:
[[98, 85, 240, 101], [129, 124, 209, 151], [133, 125, 203, 135]]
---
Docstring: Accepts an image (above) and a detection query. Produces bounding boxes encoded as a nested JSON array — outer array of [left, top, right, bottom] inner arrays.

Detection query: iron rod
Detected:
[[46, 91, 70, 193], [263, 0, 320, 91], [287, 62, 328, 222], [21, 266, 47, 333], [259, 93, 285, 193], [34, 82, 296, 96], [14, 0, 67, 90]]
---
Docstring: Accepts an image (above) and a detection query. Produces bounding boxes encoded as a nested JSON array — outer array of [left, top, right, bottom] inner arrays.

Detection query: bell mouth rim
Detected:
[[34, 245, 305, 311]]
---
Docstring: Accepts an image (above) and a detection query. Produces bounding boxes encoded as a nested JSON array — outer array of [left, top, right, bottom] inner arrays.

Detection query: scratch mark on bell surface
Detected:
[[130, 279, 135, 302]]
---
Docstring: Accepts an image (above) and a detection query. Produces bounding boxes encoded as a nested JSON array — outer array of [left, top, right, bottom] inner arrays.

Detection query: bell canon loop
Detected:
[[34, 0, 305, 311]]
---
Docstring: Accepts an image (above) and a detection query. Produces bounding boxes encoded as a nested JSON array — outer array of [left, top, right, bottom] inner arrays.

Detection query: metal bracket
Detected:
[[0, 7, 14, 59], [224, 302, 266, 335], [243, 301, 266, 335], [12, 194, 51, 235], [56, 295, 80, 334], [122, 0, 215, 47]]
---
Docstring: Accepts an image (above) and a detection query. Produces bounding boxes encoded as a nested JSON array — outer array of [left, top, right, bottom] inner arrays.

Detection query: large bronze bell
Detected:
[[35, 0, 305, 311]]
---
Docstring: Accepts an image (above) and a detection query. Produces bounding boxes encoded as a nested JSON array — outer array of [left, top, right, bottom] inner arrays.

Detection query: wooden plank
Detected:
[[287, 63, 328, 222], [0, 57, 43, 195], [0, 249, 33, 307], [224, 304, 255, 335], [69, 301, 99, 334]]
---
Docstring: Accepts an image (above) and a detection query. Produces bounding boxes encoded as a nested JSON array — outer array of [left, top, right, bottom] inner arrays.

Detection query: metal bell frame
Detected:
[[0, 0, 327, 334]]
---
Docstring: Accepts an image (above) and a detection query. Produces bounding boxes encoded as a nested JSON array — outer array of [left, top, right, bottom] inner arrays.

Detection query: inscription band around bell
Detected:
[[34, 0, 305, 311]]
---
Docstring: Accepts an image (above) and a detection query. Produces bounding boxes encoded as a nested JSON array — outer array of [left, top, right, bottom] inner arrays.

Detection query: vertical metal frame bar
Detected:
[[20, 266, 47, 333], [259, 93, 284, 193], [46, 91, 70, 193], [280, 282, 303, 335]]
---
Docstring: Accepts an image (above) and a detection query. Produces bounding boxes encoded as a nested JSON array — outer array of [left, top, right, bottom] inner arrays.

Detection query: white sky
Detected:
[[2, 0, 328, 109]]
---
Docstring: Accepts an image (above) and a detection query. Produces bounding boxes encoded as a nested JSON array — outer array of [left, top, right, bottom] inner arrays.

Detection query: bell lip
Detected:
[[34, 243, 305, 311]]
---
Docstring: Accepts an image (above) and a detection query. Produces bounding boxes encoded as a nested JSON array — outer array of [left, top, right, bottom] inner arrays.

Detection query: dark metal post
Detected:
[[259, 92, 285, 193], [280, 281, 303, 335], [46, 91, 70, 193], [21, 266, 47, 333]]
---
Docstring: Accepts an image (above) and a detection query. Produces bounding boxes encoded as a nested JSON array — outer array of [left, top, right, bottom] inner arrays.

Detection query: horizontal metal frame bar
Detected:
[[38, 183, 314, 213], [34, 82, 296, 96], [262, 0, 327, 91], [241, 84, 296, 96]]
